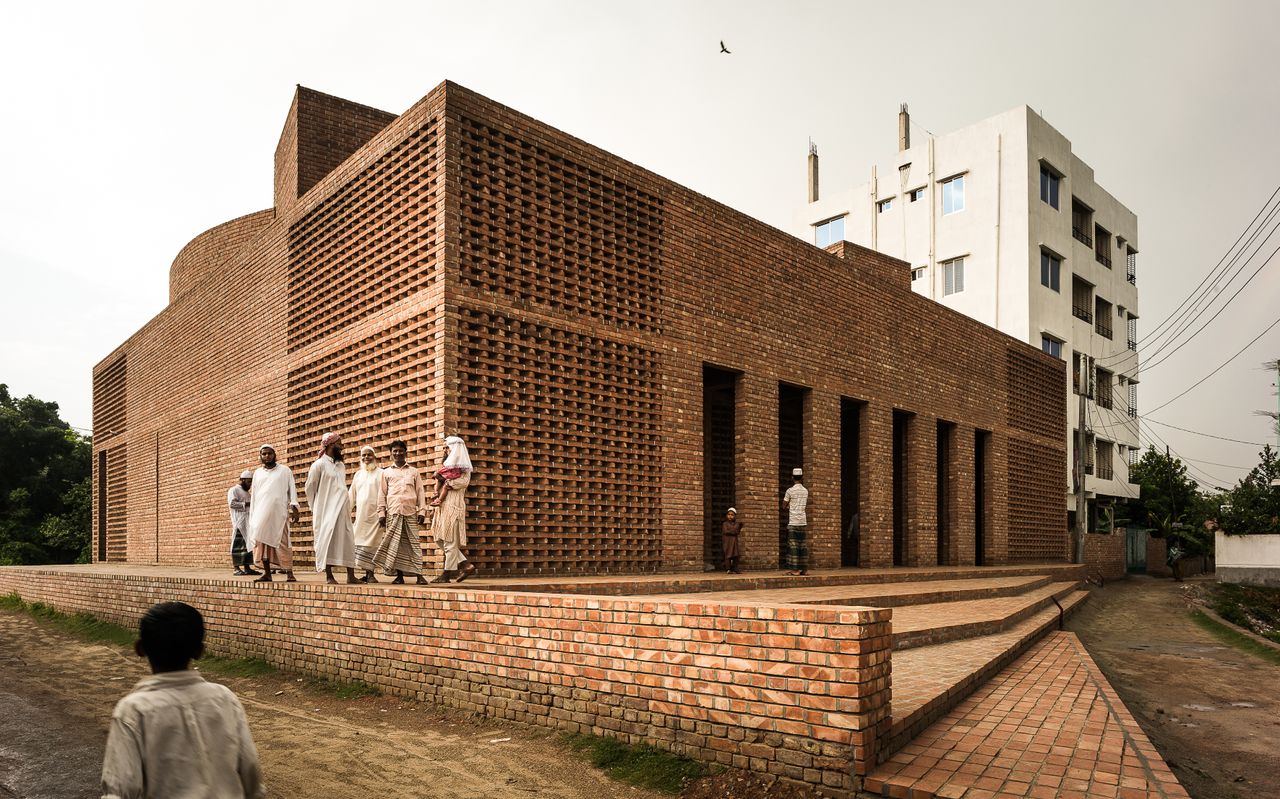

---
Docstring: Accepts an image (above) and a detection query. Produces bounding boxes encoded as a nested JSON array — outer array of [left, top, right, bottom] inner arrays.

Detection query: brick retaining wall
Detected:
[[1083, 532, 1126, 581], [0, 568, 890, 794]]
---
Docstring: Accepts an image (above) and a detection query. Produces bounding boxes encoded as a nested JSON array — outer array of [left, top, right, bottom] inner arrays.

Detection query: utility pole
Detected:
[[1075, 355, 1088, 564]]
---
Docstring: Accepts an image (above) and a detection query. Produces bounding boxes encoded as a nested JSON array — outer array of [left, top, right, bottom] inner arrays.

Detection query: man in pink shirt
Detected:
[[373, 440, 428, 584]]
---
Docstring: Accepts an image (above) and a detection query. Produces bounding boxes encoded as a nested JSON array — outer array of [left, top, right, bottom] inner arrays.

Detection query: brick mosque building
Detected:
[[91, 81, 1067, 575]]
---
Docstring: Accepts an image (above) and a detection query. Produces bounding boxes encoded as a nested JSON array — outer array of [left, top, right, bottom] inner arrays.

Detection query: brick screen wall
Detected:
[[93, 80, 1067, 574], [0, 569, 893, 793]]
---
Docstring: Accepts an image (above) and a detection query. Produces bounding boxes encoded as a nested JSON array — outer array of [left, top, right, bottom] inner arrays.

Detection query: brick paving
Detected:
[[649, 575, 1050, 607], [866, 632, 1189, 799], [891, 582, 1080, 648]]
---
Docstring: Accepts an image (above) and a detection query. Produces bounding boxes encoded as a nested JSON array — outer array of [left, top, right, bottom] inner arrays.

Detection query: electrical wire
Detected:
[[1142, 417, 1265, 447], [1142, 313, 1280, 415]]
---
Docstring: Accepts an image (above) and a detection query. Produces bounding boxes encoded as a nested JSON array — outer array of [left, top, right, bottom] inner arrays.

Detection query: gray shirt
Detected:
[[784, 483, 809, 526], [101, 670, 264, 799]]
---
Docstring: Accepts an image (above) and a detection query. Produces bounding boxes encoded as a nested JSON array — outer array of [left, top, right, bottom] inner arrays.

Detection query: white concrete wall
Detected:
[[1216, 531, 1280, 587]]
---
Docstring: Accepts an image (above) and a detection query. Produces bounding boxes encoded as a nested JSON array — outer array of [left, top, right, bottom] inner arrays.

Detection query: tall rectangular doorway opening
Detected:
[[937, 420, 956, 565], [892, 410, 911, 566], [778, 383, 808, 565], [703, 366, 739, 570], [97, 450, 107, 562], [840, 398, 864, 567], [975, 429, 990, 566]]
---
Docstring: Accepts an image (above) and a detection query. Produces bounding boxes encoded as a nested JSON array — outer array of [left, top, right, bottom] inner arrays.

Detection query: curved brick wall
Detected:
[[168, 209, 274, 302]]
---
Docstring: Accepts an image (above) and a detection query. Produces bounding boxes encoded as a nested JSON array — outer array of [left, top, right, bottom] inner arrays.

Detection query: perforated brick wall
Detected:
[[1006, 439, 1068, 562]]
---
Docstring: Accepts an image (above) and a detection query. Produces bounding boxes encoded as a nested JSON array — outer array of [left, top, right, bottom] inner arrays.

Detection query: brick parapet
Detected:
[[0, 569, 892, 794]]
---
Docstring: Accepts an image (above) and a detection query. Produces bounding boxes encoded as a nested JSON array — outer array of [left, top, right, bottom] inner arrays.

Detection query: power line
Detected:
[[1139, 239, 1280, 374], [1138, 417, 1235, 488], [1134, 185, 1280, 355], [1143, 313, 1280, 415], [1142, 416, 1265, 447]]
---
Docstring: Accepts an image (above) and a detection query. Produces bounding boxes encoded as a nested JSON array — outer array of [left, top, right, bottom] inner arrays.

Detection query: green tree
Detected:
[[0, 384, 92, 564], [1125, 446, 1201, 527], [1218, 445, 1280, 535]]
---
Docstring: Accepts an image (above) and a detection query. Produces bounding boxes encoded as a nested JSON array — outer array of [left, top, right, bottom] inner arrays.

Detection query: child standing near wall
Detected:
[[101, 601, 265, 798], [722, 508, 744, 574]]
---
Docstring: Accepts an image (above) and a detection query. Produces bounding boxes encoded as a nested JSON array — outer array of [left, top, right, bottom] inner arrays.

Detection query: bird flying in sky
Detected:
[[719, 40, 731, 54]]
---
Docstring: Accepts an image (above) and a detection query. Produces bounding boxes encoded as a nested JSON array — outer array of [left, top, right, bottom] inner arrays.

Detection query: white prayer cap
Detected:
[[360, 445, 376, 456], [792, 467, 803, 477], [239, 470, 253, 480], [727, 507, 737, 514], [259, 444, 276, 452]]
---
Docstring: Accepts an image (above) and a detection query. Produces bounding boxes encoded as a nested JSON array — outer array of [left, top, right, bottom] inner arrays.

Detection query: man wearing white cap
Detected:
[[782, 467, 810, 576], [304, 432, 360, 584], [248, 444, 299, 583], [227, 470, 260, 576]]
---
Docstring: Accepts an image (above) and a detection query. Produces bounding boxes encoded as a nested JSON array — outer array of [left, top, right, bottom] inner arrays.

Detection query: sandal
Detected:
[[455, 563, 477, 583]]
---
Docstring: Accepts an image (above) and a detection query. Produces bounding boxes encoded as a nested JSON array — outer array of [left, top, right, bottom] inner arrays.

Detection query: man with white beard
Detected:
[[304, 432, 360, 584], [350, 446, 384, 583], [249, 445, 298, 583]]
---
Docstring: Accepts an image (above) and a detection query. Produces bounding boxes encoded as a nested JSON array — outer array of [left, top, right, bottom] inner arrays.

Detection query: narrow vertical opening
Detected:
[[703, 365, 738, 570], [937, 420, 955, 565], [778, 383, 808, 565], [841, 398, 864, 567], [892, 410, 911, 566], [975, 429, 990, 566], [97, 450, 107, 562]]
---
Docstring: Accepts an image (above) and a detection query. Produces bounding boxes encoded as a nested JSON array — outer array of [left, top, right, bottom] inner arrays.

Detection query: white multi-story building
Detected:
[[802, 106, 1140, 527]]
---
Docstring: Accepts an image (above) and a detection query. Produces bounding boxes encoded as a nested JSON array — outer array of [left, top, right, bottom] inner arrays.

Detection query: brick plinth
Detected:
[[0, 567, 892, 794]]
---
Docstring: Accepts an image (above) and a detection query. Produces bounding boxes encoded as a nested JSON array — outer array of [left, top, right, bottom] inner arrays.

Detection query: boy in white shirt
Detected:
[[100, 601, 265, 799]]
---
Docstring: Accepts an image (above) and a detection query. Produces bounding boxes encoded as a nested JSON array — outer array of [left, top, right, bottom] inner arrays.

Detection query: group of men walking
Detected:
[[227, 435, 476, 585]]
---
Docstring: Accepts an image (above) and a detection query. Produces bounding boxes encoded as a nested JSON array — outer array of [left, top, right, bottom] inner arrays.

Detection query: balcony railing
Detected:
[[1127, 406, 1137, 419], [1127, 253, 1137, 284], [1073, 226, 1093, 247], [1096, 464, 1114, 480], [1097, 392, 1113, 410], [1096, 251, 1112, 268], [1097, 321, 1113, 339], [1127, 337, 1137, 351], [1073, 304, 1094, 323]]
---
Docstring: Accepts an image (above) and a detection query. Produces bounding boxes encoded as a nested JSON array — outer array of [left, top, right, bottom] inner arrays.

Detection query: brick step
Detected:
[[892, 581, 1081, 650], [472, 563, 1086, 597], [865, 631, 1189, 799], [647, 574, 1054, 608], [880, 589, 1090, 763]]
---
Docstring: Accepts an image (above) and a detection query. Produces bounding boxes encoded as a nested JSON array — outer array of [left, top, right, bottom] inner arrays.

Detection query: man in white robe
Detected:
[[227, 470, 260, 576], [248, 444, 299, 582], [350, 446, 384, 583], [305, 432, 359, 584]]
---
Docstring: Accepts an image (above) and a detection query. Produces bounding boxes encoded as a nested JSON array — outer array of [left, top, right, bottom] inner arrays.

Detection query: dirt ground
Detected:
[[0, 609, 666, 799], [1068, 575, 1280, 799]]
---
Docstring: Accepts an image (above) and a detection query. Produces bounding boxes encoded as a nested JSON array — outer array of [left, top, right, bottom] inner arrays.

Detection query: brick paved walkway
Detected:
[[866, 632, 1189, 799], [650, 575, 1050, 606]]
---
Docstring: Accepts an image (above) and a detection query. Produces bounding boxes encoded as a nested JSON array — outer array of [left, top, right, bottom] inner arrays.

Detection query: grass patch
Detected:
[[1, 592, 134, 647], [1205, 582, 1280, 644], [565, 732, 710, 794], [1190, 610, 1280, 666], [1, 592, 379, 699]]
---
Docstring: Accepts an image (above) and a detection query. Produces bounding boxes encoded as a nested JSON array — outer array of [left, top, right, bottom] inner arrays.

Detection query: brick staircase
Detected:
[[471, 562, 1090, 772], [631, 563, 1090, 765]]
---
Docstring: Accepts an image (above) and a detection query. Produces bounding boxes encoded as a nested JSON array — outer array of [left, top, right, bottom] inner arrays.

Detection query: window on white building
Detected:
[[1040, 164, 1061, 209], [943, 258, 965, 295], [1040, 250, 1061, 292], [878, 198, 893, 213], [942, 175, 965, 215], [909, 187, 925, 202], [912, 267, 926, 281], [1040, 335, 1063, 359], [814, 215, 846, 248]]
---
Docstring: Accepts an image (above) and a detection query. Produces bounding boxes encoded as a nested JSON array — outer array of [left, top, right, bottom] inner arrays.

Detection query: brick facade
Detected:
[[92, 81, 1067, 574]]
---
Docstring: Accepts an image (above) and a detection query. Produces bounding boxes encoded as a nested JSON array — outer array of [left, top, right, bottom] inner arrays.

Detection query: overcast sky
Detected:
[[2, 0, 1277, 490]]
